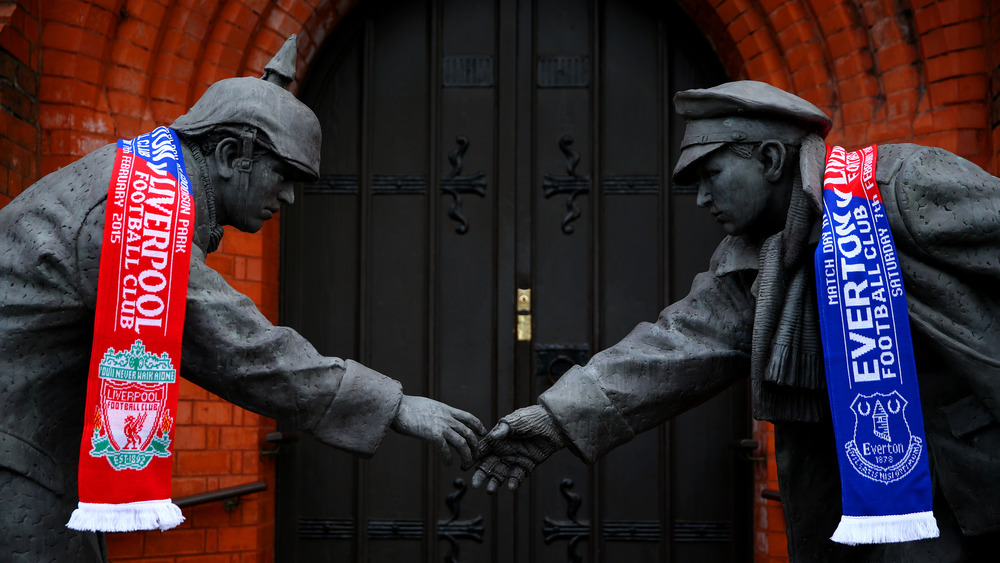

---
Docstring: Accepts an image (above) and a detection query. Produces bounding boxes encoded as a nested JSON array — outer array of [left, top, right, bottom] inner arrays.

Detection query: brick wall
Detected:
[[1, 1, 996, 561], [0, 0, 39, 206], [751, 420, 786, 563], [991, 0, 1000, 173]]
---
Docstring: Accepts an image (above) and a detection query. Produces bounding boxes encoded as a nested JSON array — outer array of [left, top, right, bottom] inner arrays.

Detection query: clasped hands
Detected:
[[471, 405, 566, 492], [392, 397, 565, 492]]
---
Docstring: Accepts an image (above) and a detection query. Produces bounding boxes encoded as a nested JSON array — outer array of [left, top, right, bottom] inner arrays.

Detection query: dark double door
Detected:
[[278, 0, 750, 561]]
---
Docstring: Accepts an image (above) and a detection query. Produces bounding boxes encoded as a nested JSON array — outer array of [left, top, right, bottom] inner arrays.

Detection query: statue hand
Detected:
[[471, 405, 566, 493], [391, 395, 487, 469]]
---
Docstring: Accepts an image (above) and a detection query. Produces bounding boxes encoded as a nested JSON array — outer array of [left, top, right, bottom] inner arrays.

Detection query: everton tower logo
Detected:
[[844, 391, 923, 484]]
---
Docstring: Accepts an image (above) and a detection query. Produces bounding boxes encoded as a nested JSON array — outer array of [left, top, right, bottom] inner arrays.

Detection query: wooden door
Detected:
[[278, 1, 750, 561]]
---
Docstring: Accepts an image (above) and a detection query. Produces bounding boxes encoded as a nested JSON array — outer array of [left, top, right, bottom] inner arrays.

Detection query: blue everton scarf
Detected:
[[814, 145, 939, 544]]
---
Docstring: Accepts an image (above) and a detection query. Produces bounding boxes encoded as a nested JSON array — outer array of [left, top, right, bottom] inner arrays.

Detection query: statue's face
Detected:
[[692, 146, 785, 238], [233, 151, 298, 233]]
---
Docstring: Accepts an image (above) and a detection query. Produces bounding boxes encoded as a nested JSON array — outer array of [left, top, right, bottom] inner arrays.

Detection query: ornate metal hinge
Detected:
[[543, 478, 666, 561], [440, 135, 487, 234], [542, 479, 589, 563], [297, 518, 424, 539], [368, 519, 425, 539], [304, 174, 359, 195], [543, 136, 590, 234], [437, 478, 484, 563]]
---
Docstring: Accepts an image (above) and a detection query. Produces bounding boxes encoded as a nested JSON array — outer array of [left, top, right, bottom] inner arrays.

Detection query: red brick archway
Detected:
[[679, 0, 995, 167], [2, 1, 998, 561], [10, 1, 994, 186]]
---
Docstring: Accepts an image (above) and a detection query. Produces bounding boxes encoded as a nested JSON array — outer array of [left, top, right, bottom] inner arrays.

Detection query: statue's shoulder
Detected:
[[877, 142, 998, 196], [876, 142, 993, 183], [7, 144, 118, 215], [873, 143, 928, 185], [0, 144, 119, 248], [875, 142, 999, 257]]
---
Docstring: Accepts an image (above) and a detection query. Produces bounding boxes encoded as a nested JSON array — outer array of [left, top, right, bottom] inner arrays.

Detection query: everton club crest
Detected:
[[89, 340, 174, 470], [844, 391, 923, 484]]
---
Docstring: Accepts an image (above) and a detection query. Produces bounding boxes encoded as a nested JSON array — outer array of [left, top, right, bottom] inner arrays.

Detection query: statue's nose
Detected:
[[696, 184, 711, 207]]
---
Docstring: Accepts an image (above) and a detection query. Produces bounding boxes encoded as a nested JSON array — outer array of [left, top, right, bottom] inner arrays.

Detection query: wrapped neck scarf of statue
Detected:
[[67, 126, 193, 532], [814, 144, 939, 544]]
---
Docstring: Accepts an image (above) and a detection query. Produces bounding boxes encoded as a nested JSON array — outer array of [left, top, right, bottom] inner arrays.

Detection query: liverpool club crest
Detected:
[[89, 340, 174, 470], [844, 391, 923, 484]]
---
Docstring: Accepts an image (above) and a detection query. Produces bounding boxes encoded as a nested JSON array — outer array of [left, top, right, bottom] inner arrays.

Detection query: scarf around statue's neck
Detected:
[[813, 144, 938, 544], [67, 127, 194, 532], [752, 138, 939, 544], [751, 134, 829, 422]]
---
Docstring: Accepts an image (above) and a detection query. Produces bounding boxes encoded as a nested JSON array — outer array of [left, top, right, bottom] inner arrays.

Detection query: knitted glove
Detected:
[[471, 405, 567, 492]]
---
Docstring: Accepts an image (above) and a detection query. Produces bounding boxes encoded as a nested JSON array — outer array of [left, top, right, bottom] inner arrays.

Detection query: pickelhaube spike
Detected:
[[261, 34, 298, 88], [171, 32, 321, 180]]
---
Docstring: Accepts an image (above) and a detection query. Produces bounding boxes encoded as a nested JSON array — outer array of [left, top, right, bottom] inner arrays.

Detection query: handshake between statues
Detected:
[[470, 405, 568, 492], [391, 396, 568, 486]]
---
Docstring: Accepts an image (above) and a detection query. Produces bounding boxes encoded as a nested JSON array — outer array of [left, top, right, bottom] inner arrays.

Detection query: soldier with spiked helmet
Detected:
[[0, 36, 484, 562]]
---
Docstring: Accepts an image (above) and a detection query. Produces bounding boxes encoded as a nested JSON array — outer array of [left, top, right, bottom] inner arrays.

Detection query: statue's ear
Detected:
[[757, 140, 787, 183], [212, 137, 241, 180]]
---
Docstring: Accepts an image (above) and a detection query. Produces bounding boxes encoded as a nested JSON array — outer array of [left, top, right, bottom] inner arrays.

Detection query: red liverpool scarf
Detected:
[[67, 127, 194, 532]]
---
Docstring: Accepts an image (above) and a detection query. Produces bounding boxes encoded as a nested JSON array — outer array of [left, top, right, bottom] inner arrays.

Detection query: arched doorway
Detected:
[[278, 0, 747, 560]]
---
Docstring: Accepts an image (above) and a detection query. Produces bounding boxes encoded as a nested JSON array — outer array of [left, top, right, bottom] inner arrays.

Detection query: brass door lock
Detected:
[[516, 288, 531, 341]]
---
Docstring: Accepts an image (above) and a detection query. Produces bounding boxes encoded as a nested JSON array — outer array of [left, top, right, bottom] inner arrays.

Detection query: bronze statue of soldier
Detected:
[[474, 80, 1000, 562], [0, 37, 484, 562]]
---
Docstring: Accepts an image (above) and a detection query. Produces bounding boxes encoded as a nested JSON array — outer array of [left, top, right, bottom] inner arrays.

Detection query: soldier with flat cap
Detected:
[[474, 80, 1000, 561], [0, 36, 484, 562]]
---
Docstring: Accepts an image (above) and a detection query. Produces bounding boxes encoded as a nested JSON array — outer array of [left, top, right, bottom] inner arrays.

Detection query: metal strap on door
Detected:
[[440, 135, 487, 234], [297, 478, 483, 563], [543, 135, 591, 234]]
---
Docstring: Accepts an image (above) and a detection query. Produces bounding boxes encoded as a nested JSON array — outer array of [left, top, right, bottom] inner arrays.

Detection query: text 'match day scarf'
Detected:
[[814, 145, 939, 544], [67, 127, 194, 532]]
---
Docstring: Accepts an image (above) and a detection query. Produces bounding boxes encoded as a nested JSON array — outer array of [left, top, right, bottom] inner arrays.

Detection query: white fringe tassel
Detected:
[[830, 511, 939, 545], [67, 499, 185, 532]]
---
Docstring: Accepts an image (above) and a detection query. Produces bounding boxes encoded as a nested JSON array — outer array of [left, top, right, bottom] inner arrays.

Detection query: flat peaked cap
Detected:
[[672, 80, 832, 184]]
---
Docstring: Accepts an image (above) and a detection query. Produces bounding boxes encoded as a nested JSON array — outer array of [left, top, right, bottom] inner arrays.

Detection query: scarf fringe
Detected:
[[752, 380, 828, 422], [67, 499, 184, 532], [830, 512, 940, 545]]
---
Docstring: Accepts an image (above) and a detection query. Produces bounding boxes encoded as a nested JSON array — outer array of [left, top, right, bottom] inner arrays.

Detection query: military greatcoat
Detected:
[[539, 143, 1000, 562], [0, 142, 403, 562]]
